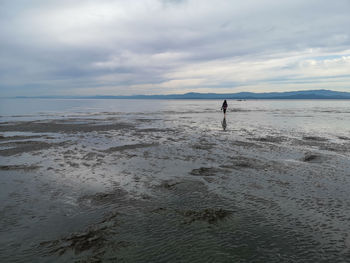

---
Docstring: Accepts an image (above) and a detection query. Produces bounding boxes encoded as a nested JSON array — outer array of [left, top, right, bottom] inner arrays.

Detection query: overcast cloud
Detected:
[[0, 0, 349, 96]]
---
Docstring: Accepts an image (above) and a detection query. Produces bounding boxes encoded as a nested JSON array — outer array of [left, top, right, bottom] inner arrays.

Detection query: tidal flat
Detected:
[[0, 99, 350, 262]]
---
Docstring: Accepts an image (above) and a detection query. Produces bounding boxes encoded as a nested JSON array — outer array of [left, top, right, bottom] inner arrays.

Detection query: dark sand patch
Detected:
[[0, 141, 67, 156], [66, 161, 80, 168], [150, 206, 231, 224], [190, 167, 228, 176], [294, 137, 350, 153], [78, 189, 128, 207], [0, 164, 40, 171], [302, 153, 322, 163], [338, 136, 350, 141], [0, 135, 45, 141], [303, 136, 329, 141], [243, 194, 280, 210], [43, 227, 108, 255], [41, 212, 129, 256], [249, 136, 286, 143], [0, 121, 134, 133], [103, 143, 158, 153], [157, 180, 182, 190], [136, 128, 170, 132], [249, 182, 264, 190], [178, 208, 231, 224], [83, 152, 105, 161], [150, 207, 168, 214], [319, 143, 350, 153], [267, 179, 290, 188], [135, 119, 157, 123], [42, 179, 230, 260], [220, 156, 267, 170]]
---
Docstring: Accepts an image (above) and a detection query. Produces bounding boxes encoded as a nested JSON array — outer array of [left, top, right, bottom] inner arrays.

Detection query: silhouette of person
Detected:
[[221, 100, 228, 116]]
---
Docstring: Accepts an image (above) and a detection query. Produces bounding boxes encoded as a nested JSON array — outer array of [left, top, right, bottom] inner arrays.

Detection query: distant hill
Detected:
[[15, 89, 350, 99]]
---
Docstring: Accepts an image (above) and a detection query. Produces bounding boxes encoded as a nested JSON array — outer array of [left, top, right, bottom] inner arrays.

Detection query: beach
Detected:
[[1, 99, 350, 262]]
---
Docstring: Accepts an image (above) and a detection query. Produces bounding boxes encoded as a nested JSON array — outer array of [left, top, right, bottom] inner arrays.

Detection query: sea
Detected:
[[1, 98, 350, 134]]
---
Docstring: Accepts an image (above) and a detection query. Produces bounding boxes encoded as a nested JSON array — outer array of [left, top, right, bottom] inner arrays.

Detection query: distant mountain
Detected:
[[14, 89, 350, 99]]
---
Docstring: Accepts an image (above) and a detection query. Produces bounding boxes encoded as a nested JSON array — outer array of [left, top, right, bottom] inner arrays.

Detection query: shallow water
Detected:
[[0, 99, 350, 262], [1, 98, 350, 133]]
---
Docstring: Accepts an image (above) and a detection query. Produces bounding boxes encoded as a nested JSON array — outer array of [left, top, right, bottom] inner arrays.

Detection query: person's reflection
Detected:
[[221, 117, 227, 131]]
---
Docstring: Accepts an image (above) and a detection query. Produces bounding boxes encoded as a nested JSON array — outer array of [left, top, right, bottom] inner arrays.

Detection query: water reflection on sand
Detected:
[[0, 99, 350, 262]]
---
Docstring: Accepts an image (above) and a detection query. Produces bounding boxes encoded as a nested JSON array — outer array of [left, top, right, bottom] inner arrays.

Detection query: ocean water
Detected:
[[1, 98, 350, 134], [1, 98, 350, 262]]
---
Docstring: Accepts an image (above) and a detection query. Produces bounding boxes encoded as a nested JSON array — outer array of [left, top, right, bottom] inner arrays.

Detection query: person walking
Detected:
[[221, 100, 228, 116]]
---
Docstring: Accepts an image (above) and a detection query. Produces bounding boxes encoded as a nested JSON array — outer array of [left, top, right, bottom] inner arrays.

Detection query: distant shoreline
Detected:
[[4, 89, 350, 100], [3, 97, 350, 100]]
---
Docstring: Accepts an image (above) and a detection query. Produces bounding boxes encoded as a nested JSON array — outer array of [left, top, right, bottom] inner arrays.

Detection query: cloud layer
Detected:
[[1, 0, 349, 96]]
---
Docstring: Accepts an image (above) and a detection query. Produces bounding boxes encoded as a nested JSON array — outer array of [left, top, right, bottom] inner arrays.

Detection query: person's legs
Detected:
[[223, 109, 226, 115]]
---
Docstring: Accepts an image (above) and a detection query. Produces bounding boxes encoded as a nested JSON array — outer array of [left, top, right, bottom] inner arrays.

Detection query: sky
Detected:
[[0, 0, 350, 96]]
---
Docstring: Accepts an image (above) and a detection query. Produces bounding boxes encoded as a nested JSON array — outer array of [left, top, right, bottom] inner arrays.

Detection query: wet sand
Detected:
[[1, 110, 350, 262]]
